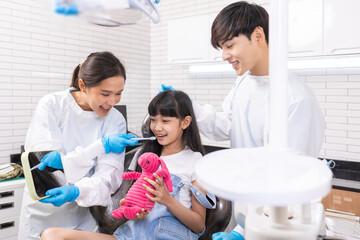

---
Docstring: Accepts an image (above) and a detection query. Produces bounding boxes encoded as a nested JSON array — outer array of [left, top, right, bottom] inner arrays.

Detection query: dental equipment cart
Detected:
[[0, 178, 25, 240]]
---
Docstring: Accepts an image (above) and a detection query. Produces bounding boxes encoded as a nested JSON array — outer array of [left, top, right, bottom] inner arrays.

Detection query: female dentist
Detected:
[[18, 51, 138, 240]]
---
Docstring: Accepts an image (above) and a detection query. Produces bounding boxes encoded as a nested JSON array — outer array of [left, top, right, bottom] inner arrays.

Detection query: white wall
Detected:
[[298, 69, 360, 161], [0, 0, 151, 164], [1, 0, 360, 164]]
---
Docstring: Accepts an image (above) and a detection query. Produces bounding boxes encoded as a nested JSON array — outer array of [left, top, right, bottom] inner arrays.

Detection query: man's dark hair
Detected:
[[211, 1, 269, 49]]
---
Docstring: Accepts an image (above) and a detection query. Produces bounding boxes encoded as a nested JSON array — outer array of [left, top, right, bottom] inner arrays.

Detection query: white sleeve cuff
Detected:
[[63, 139, 106, 183], [233, 225, 245, 235]]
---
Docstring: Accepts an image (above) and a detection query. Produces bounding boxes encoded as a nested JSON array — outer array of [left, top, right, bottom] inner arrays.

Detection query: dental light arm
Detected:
[[53, 0, 161, 26], [54, 0, 131, 15]]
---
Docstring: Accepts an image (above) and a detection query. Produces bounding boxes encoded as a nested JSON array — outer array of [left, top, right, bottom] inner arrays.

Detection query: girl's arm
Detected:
[[144, 174, 206, 233]]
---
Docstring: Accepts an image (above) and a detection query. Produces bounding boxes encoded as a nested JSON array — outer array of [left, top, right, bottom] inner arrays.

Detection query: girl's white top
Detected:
[[161, 147, 203, 209]]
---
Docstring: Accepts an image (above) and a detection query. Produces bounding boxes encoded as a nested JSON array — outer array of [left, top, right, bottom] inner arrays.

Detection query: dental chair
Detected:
[[90, 115, 232, 239]]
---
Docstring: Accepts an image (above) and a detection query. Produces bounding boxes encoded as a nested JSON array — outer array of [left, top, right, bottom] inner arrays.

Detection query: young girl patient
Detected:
[[40, 90, 216, 240]]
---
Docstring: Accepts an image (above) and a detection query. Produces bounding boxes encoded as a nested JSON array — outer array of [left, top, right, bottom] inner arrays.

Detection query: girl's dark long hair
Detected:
[[141, 90, 205, 156]]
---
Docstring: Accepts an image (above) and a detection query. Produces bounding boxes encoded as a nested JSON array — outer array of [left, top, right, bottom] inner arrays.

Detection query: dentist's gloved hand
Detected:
[[212, 230, 245, 240], [158, 84, 176, 93], [54, 1, 79, 15], [102, 134, 139, 154], [40, 185, 79, 207], [38, 151, 63, 171]]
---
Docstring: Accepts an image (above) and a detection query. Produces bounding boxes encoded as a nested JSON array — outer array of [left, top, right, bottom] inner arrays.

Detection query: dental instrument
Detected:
[[30, 151, 63, 171], [133, 136, 156, 141], [30, 163, 41, 171]]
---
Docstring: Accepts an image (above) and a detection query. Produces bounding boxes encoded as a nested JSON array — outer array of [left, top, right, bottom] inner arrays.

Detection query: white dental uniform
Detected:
[[193, 72, 324, 157], [18, 88, 126, 240]]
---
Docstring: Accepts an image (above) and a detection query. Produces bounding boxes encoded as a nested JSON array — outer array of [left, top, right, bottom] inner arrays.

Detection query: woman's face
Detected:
[[83, 75, 125, 117], [150, 114, 186, 153]]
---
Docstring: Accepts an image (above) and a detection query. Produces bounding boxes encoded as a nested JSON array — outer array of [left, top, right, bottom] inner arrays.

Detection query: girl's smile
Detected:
[[150, 114, 190, 156], [155, 133, 167, 141]]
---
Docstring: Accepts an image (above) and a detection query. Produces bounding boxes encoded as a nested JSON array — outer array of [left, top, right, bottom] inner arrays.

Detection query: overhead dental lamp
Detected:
[[53, 0, 160, 26]]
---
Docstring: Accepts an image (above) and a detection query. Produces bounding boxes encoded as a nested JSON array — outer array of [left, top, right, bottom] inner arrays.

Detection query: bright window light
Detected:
[[288, 55, 360, 69], [188, 64, 233, 73], [188, 55, 360, 73]]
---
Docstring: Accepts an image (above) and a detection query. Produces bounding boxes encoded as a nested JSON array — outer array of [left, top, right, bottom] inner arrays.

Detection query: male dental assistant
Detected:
[[161, 1, 325, 239]]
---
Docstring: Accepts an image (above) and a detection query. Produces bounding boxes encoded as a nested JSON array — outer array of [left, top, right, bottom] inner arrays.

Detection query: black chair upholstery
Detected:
[[90, 146, 142, 234], [200, 197, 232, 240]]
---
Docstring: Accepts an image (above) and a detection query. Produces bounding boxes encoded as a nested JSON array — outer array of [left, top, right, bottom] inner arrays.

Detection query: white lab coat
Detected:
[[193, 72, 324, 157], [18, 89, 126, 240]]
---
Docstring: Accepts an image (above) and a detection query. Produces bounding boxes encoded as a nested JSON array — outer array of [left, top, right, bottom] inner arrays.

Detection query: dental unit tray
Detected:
[[195, 147, 332, 205]]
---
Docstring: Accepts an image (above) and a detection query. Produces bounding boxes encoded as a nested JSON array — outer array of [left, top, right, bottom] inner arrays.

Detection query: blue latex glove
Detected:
[[158, 84, 193, 103], [102, 134, 139, 154], [38, 151, 63, 171], [212, 230, 245, 240], [40, 185, 79, 207], [54, 1, 79, 15], [158, 84, 176, 93]]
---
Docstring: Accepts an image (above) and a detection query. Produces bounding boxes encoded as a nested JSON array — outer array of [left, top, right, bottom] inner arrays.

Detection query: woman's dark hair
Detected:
[[141, 90, 205, 156], [70, 51, 126, 90], [211, 1, 269, 49]]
